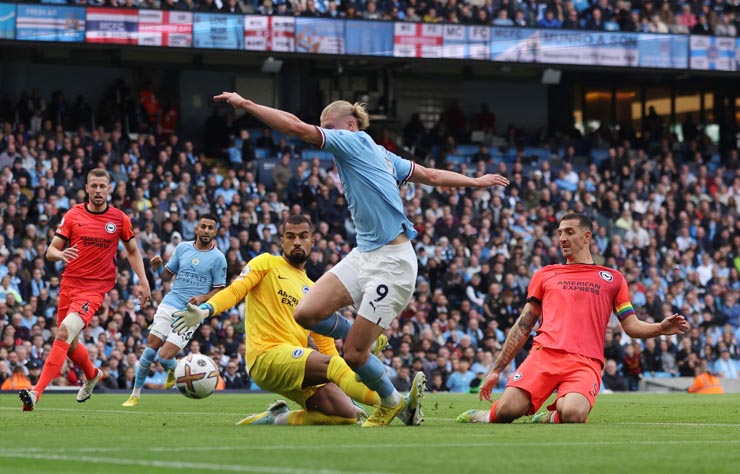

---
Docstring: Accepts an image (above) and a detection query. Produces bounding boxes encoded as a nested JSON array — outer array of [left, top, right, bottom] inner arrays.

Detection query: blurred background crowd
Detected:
[[0, 74, 739, 396]]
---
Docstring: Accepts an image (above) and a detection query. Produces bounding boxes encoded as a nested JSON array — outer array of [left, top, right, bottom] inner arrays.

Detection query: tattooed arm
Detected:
[[479, 302, 542, 402]]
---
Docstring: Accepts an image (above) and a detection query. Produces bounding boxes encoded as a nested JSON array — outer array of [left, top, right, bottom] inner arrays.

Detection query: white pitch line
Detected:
[[0, 406, 247, 416], [434, 417, 740, 427], [0, 451, 392, 474], [3, 407, 739, 428], [5, 439, 740, 455]]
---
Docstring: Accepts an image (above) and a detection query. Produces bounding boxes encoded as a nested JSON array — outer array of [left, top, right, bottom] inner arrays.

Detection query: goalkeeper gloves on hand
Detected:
[[172, 303, 213, 335]]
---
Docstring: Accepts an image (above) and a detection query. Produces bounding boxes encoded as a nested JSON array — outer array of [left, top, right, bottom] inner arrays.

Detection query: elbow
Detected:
[[423, 169, 442, 186]]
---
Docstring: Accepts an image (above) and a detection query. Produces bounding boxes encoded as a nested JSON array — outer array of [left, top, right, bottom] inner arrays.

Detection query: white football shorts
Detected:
[[149, 302, 198, 349], [329, 240, 418, 329]]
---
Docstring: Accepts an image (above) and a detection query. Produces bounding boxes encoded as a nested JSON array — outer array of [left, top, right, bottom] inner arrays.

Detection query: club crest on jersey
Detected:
[[302, 285, 310, 294], [235, 265, 251, 281], [105, 222, 116, 234], [513, 372, 522, 381], [598, 271, 613, 282], [292, 349, 304, 358], [191, 257, 200, 266]]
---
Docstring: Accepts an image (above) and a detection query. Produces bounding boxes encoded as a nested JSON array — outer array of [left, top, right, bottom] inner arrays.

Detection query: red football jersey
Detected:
[[55, 203, 135, 293], [527, 263, 636, 363]]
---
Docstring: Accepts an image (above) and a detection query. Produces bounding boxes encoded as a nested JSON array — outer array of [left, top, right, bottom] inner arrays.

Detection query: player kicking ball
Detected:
[[172, 215, 425, 426], [123, 214, 226, 407]]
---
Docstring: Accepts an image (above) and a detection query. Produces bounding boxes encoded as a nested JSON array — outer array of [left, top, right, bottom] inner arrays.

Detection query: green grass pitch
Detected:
[[1, 392, 739, 474]]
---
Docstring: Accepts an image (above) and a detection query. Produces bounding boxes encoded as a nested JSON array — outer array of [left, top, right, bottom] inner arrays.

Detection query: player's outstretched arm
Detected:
[[409, 163, 510, 189], [479, 302, 541, 402], [213, 92, 322, 146], [620, 313, 690, 339]]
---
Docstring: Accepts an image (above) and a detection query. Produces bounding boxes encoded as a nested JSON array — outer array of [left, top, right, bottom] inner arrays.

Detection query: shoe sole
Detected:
[[77, 370, 104, 403], [19, 390, 35, 412], [409, 372, 427, 426]]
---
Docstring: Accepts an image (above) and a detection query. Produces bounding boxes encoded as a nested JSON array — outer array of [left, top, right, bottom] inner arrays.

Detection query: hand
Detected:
[[474, 174, 510, 188], [150, 255, 163, 268], [660, 313, 690, 335], [479, 370, 501, 402], [61, 245, 79, 264], [172, 303, 209, 336], [134, 285, 151, 307], [213, 92, 247, 111], [188, 294, 208, 306]]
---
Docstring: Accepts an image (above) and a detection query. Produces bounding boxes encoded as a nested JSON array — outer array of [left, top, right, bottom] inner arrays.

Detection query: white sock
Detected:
[[274, 413, 290, 425], [132, 387, 142, 398], [380, 390, 401, 407]]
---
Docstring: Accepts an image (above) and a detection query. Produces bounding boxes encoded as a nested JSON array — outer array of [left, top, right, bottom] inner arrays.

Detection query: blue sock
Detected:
[[134, 347, 157, 391], [355, 354, 395, 398], [308, 312, 352, 339], [158, 357, 177, 371]]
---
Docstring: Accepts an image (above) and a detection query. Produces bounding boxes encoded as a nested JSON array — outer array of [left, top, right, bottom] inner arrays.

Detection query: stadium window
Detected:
[[615, 88, 640, 133], [674, 88, 702, 141], [573, 85, 584, 136], [584, 88, 612, 133], [704, 93, 715, 124], [644, 87, 671, 134]]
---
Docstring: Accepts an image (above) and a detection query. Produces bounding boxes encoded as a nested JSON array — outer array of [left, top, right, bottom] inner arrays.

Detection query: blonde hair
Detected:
[[320, 100, 370, 130]]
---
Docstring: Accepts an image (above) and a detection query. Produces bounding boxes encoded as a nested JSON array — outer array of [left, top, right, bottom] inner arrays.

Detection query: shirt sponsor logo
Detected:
[[599, 271, 613, 282], [105, 222, 116, 234]]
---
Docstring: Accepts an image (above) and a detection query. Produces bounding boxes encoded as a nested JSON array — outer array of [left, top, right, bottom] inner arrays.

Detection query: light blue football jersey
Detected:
[[320, 128, 418, 251], [162, 242, 227, 308]]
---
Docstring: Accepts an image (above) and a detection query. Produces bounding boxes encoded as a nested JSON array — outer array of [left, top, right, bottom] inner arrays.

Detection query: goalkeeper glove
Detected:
[[172, 303, 213, 335]]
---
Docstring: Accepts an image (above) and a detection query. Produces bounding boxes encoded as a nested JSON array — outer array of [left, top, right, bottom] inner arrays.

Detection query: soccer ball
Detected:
[[174, 354, 219, 399]]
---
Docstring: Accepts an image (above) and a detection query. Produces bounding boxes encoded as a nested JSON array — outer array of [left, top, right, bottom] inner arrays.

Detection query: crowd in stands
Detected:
[[1, 77, 740, 397], [14, 0, 740, 36]]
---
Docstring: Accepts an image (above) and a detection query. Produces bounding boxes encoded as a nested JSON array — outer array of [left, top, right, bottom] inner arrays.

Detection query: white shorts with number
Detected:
[[149, 302, 198, 349], [329, 240, 417, 329]]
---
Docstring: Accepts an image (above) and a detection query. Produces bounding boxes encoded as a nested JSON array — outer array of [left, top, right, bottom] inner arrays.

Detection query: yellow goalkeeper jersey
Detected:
[[207, 253, 339, 369]]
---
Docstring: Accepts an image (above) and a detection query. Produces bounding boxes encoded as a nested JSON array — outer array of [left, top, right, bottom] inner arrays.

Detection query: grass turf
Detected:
[[1, 391, 739, 474]]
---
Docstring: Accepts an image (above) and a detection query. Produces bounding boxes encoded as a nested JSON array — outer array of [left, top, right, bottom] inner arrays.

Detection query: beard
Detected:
[[286, 251, 308, 265]]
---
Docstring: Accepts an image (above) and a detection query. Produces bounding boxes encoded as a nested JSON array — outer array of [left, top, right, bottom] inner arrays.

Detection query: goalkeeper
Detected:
[[174, 215, 398, 425]]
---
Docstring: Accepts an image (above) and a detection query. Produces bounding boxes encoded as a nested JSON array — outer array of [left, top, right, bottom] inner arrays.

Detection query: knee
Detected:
[[559, 407, 589, 423], [342, 346, 368, 371], [495, 398, 529, 422], [293, 303, 314, 328], [56, 325, 69, 342]]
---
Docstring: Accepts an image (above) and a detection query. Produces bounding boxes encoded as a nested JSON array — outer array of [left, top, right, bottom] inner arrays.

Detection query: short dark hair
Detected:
[[560, 213, 593, 233], [280, 214, 313, 234], [198, 213, 219, 226]]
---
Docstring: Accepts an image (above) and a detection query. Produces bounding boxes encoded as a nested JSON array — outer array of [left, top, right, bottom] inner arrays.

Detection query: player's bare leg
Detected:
[[294, 272, 353, 333], [533, 392, 591, 424]]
